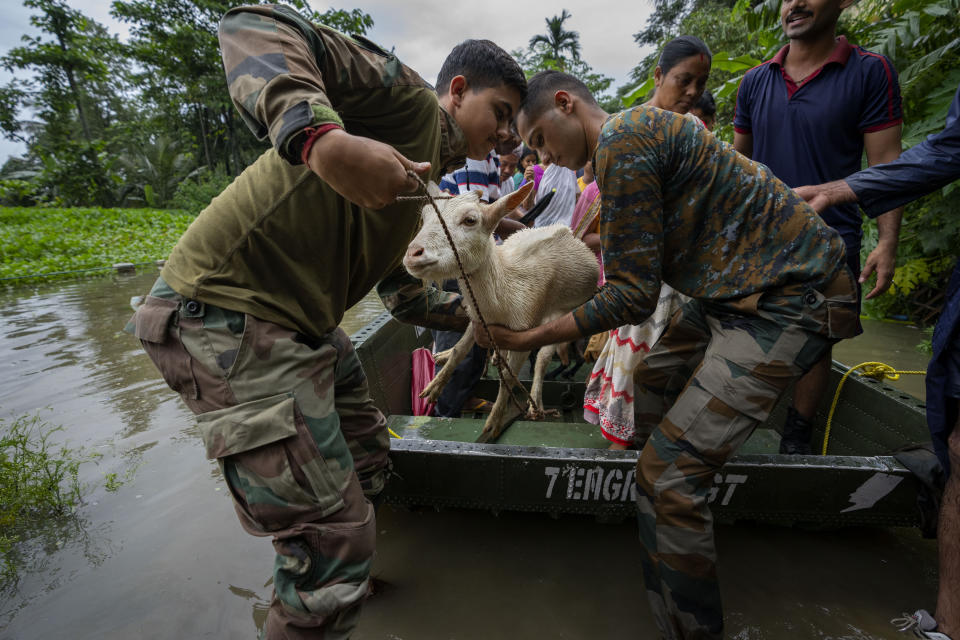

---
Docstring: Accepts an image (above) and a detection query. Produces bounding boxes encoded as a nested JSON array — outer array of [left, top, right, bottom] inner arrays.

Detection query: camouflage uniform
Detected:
[[132, 278, 385, 637], [131, 5, 470, 638], [572, 107, 860, 639]]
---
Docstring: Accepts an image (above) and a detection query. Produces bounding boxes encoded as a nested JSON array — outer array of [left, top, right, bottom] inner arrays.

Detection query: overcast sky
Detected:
[[0, 0, 655, 164]]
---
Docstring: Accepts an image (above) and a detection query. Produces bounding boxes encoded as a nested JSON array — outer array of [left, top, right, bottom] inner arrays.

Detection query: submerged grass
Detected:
[[0, 206, 194, 282], [0, 413, 98, 588]]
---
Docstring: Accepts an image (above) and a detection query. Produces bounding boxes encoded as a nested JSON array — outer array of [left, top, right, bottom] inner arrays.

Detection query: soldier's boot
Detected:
[[779, 406, 813, 455]]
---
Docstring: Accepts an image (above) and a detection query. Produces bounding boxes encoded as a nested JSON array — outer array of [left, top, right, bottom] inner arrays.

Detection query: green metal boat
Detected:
[[353, 313, 937, 530]]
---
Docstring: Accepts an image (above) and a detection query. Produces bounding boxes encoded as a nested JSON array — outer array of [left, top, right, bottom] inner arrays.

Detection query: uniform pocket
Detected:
[[134, 296, 196, 398], [197, 393, 346, 531], [821, 267, 860, 340]]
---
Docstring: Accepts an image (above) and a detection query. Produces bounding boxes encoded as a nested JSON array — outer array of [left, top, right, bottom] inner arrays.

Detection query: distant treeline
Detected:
[[1, 0, 957, 321]]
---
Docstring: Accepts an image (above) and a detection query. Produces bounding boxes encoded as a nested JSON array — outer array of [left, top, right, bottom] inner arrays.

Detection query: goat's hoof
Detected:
[[477, 402, 524, 442], [433, 348, 453, 366], [476, 428, 496, 444], [419, 379, 445, 402], [526, 407, 560, 420]]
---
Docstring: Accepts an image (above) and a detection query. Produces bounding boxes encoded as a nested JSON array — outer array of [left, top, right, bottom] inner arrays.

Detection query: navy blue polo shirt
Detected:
[[735, 36, 902, 258]]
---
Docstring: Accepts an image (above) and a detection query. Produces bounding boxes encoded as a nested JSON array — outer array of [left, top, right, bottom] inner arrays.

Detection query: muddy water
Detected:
[[0, 270, 938, 639]]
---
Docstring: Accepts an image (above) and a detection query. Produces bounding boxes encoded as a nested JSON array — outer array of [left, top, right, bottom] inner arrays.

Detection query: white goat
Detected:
[[403, 182, 599, 442]]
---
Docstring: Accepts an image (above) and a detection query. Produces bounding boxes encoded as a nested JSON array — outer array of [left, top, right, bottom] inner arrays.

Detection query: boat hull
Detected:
[[354, 313, 934, 529]]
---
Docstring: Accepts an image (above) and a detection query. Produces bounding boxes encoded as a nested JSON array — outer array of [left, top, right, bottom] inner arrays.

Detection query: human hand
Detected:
[[307, 129, 431, 209], [793, 180, 857, 214], [523, 165, 536, 183], [861, 241, 897, 300], [474, 323, 537, 351]]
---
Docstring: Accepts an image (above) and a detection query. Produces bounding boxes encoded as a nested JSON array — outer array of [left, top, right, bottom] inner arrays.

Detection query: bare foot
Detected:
[[608, 442, 628, 450]]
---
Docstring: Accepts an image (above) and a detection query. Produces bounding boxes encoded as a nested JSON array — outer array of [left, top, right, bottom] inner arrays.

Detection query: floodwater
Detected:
[[0, 269, 939, 639]]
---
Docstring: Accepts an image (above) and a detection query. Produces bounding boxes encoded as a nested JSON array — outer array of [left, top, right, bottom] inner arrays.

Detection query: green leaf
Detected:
[[711, 51, 762, 73], [714, 75, 745, 100], [898, 37, 960, 87], [621, 76, 655, 108]]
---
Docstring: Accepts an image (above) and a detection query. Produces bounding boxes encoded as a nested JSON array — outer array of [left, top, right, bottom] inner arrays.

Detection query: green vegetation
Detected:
[[0, 0, 956, 319], [917, 326, 935, 355], [103, 472, 122, 492], [0, 0, 373, 209], [0, 413, 94, 587], [621, 0, 959, 324], [0, 206, 194, 281]]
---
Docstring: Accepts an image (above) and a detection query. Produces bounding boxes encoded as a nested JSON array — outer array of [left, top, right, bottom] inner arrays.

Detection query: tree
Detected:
[[115, 134, 195, 207], [529, 9, 581, 69], [634, 0, 702, 48], [514, 10, 614, 107], [0, 0, 132, 205], [111, 0, 375, 179]]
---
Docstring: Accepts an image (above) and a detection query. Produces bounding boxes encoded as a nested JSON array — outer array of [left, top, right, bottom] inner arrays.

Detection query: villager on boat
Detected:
[[734, 0, 905, 457], [582, 35, 709, 450]]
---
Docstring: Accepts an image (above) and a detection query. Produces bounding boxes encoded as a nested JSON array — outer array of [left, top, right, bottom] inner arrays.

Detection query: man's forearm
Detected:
[[529, 313, 583, 348], [377, 270, 470, 332], [475, 312, 583, 352], [847, 86, 960, 215], [875, 207, 903, 248]]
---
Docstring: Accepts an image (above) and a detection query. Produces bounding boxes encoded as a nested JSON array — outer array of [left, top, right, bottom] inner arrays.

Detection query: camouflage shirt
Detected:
[[160, 4, 468, 339], [572, 106, 848, 335]]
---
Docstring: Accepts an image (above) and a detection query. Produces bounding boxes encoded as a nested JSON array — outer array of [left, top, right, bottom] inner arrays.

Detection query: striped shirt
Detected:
[[439, 153, 501, 202]]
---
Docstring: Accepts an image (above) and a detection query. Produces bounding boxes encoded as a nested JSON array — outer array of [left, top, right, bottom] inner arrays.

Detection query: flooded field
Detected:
[[0, 269, 939, 639]]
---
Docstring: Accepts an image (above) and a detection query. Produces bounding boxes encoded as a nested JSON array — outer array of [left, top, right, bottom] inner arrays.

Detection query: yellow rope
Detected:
[[388, 427, 403, 440], [821, 361, 926, 455]]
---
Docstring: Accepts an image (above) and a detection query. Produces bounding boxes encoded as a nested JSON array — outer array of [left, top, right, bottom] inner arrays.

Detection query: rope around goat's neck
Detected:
[[395, 194, 453, 201], [404, 172, 538, 417]]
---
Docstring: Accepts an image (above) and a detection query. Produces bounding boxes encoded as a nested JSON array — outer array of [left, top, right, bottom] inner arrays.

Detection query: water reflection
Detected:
[[0, 270, 941, 639], [0, 513, 115, 628]]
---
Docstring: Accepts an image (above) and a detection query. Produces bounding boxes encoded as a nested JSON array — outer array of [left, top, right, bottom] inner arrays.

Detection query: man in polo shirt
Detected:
[[734, 0, 904, 455]]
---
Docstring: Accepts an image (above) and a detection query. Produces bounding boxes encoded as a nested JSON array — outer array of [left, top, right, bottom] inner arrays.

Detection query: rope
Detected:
[[821, 361, 926, 455], [395, 194, 453, 201], [404, 172, 540, 418]]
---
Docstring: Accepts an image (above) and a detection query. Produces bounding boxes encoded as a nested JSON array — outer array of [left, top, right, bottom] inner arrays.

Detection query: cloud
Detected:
[[352, 1, 654, 88], [1, 0, 656, 164]]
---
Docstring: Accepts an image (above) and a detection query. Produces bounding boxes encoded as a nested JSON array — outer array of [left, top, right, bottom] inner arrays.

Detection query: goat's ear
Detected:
[[482, 181, 534, 227], [426, 181, 442, 198]]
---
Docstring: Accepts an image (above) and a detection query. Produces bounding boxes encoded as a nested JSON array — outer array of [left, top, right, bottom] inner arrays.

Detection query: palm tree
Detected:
[[116, 134, 195, 207], [529, 9, 581, 69]]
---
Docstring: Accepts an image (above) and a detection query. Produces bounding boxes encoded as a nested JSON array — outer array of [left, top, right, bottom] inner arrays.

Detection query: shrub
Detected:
[[0, 413, 93, 587], [0, 206, 194, 282], [0, 180, 40, 207], [170, 168, 235, 214]]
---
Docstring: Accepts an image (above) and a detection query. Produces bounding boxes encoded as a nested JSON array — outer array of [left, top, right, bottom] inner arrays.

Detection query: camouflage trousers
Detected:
[[130, 278, 389, 640], [632, 271, 858, 639]]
